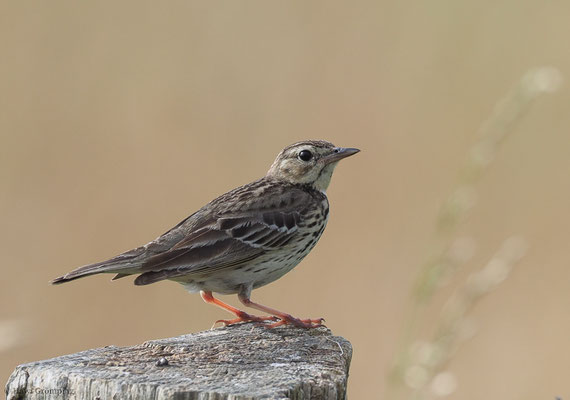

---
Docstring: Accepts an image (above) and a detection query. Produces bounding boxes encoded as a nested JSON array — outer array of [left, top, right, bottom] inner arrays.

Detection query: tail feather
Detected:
[[111, 273, 131, 281], [51, 259, 123, 284], [51, 273, 90, 284], [51, 247, 145, 285]]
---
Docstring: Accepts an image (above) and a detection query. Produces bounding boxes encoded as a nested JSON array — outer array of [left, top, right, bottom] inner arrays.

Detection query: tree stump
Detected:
[[5, 324, 352, 400]]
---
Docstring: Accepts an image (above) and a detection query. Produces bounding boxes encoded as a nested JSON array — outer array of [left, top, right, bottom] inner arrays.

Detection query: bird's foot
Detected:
[[213, 311, 278, 328], [265, 315, 325, 329]]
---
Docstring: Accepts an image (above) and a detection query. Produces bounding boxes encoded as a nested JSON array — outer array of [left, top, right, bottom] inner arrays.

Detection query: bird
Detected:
[[52, 140, 359, 328]]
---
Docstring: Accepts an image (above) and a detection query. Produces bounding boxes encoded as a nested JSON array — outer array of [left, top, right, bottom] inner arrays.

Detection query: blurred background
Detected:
[[1, 1, 569, 399]]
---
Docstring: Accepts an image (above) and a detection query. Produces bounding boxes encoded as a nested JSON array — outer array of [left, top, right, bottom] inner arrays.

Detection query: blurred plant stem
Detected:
[[387, 67, 562, 400]]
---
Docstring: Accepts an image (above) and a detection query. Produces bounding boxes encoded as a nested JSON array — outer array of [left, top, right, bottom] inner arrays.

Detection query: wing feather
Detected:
[[133, 185, 311, 285]]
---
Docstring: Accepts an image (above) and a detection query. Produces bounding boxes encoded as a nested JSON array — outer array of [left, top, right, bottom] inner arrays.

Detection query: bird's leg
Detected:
[[237, 292, 324, 329], [200, 291, 277, 326]]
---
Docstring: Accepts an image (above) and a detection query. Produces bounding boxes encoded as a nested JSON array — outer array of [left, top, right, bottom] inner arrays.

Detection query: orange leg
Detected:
[[200, 291, 277, 326], [238, 293, 324, 329]]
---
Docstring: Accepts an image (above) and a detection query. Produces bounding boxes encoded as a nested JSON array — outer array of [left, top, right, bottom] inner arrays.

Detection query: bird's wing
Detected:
[[134, 186, 310, 285]]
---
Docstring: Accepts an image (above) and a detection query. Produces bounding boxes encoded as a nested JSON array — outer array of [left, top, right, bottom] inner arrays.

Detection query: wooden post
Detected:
[[6, 324, 352, 400]]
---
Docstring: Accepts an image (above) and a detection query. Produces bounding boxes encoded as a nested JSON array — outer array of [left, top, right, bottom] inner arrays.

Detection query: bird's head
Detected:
[[266, 140, 360, 192]]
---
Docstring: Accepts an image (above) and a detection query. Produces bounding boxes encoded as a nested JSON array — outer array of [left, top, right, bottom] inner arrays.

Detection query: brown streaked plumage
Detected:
[[52, 140, 359, 328]]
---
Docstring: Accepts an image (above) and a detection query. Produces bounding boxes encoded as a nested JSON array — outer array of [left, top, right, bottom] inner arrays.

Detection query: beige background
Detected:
[[2, 2, 570, 399]]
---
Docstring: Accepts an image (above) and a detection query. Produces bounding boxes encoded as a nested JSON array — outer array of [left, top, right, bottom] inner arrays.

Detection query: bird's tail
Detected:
[[51, 248, 144, 284]]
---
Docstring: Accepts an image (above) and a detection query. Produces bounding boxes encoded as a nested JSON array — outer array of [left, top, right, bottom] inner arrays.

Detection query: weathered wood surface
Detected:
[[6, 324, 352, 400]]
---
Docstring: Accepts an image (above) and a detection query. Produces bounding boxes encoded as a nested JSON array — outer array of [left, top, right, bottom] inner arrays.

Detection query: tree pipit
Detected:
[[53, 140, 359, 328]]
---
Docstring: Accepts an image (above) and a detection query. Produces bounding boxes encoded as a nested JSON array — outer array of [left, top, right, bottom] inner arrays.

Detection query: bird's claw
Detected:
[[212, 315, 324, 329], [264, 316, 325, 329], [212, 313, 279, 328]]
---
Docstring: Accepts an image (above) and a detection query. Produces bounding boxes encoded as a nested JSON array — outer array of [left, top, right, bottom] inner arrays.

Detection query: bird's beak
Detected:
[[324, 147, 360, 164]]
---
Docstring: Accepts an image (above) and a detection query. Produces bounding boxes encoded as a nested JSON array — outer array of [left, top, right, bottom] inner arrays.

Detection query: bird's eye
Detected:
[[298, 150, 313, 161]]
